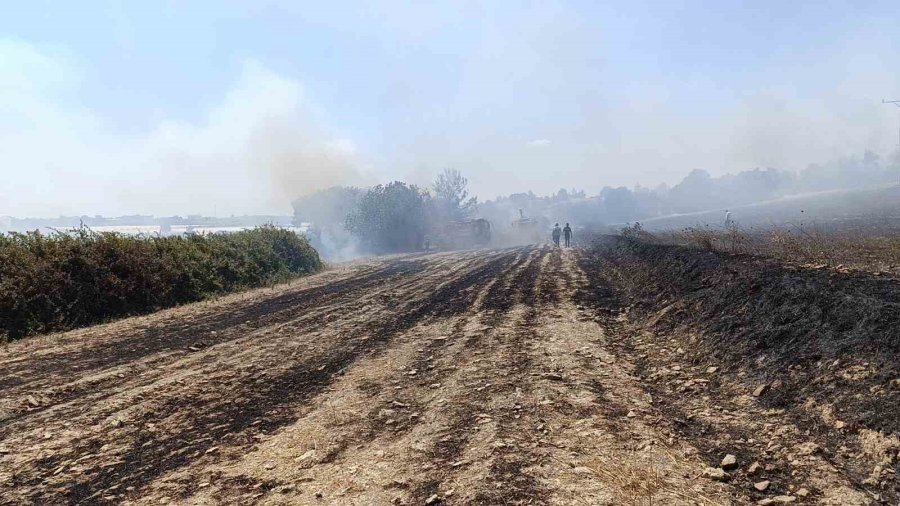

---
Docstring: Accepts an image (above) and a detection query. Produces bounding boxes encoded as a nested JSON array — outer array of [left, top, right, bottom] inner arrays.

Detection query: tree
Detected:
[[432, 169, 477, 222], [345, 182, 431, 253]]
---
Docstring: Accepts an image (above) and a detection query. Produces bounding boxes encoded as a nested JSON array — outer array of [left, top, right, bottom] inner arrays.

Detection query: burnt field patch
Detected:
[[580, 236, 900, 502], [7, 250, 524, 504]]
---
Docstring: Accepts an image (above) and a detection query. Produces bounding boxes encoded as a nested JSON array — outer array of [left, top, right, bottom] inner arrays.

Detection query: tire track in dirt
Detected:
[[158, 248, 542, 505], [472, 248, 552, 504], [257, 248, 535, 473], [348, 247, 547, 505], [2, 250, 523, 504], [406, 248, 546, 503], [140, 248, 536, 504]]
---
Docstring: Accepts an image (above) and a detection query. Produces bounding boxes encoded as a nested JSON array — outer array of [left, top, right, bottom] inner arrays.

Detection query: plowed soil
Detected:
[[0, 246, 884, 505]]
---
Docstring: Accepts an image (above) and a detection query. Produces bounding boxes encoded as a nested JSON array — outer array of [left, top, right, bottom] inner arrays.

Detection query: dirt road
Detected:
[[0, 247, 863, 505]]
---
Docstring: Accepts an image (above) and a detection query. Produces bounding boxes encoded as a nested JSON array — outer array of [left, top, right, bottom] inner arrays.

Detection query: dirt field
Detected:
[[0, 246, 887, 505]]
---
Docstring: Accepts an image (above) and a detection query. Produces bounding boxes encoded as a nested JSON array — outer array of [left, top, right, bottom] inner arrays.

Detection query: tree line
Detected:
[[294, 149, 900, 256]]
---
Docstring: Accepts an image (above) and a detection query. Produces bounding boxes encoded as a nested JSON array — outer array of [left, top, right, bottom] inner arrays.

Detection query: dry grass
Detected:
[[630, 223, 900, 274]]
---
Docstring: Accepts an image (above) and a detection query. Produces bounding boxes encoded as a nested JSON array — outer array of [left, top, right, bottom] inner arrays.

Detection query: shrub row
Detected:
[[0, 226, 321, 340]]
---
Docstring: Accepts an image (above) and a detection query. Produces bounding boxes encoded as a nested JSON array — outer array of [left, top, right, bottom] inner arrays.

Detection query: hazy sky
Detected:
[[3, 0, 900, 217]]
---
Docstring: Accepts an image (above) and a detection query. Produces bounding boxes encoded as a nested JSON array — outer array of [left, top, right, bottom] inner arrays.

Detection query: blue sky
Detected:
[[2, 1, 900, 216]]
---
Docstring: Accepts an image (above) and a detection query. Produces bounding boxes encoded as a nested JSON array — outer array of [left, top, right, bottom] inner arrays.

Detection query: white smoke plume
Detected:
[[1, 44, 364, 217]]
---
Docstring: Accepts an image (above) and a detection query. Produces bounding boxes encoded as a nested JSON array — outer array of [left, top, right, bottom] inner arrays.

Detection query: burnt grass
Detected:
[[471, 250, 548, 506], [410, 248, 549, 505], [580, 235, 900, 501]]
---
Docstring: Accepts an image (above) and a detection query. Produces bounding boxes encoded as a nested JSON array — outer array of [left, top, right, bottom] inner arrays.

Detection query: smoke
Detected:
[[375, 3, 900, 198], [130, 61, 368, 216], [1, 45, 364, 217], [315, 227, 364, 261], [4, 3, 900, 219]]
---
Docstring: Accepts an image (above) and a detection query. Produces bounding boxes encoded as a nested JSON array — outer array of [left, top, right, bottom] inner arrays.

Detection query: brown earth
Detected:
[[0, 245, 886, 505]]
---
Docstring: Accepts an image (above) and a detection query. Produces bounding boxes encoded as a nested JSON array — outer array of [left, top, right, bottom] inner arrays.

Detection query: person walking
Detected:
[[563, 223, 572, 247], [551, 223, 561, 247]]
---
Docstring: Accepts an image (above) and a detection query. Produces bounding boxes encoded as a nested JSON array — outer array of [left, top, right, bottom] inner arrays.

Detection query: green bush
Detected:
[[0, 226, 321, 341]]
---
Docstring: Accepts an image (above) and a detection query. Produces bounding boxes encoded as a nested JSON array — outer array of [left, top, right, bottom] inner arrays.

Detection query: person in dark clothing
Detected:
[[551, 223, 561, 247], [563, 223, 572, 247]]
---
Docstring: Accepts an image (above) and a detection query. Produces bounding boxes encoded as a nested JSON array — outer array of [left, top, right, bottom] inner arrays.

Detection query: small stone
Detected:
[[425, 494, 440, 504], [754, 480, 771, 491], [834, 420, 845, 429], [748, 462, 761, 474], [626, 410, 637, 418], [795, 488, 809, 497], [295, 449, 316, 461], [706, 366, 719, 374], [753, 384, 769, 397], [573, 466, 594, 475], [795, 442, 819, 456], [703, 467, 728, 481], [721, 454, 738, 470], [263, 461, 276, 470], [772, 496, 796, 503]]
